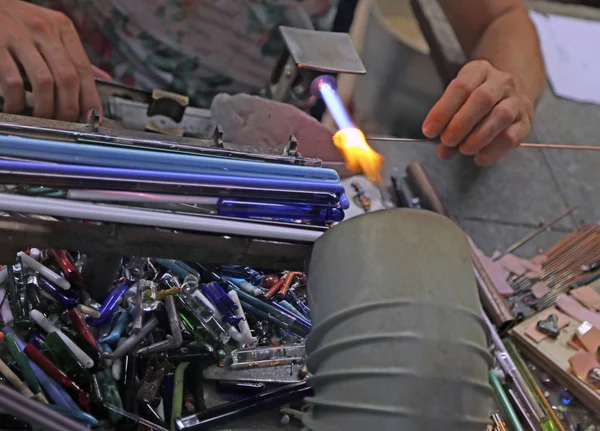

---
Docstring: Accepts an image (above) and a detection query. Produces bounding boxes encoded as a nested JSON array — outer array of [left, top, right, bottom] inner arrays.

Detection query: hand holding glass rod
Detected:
[[366, 136, 600, 151]]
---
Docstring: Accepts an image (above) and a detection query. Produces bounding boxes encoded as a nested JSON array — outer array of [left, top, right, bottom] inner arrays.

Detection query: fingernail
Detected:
[[422, 122, 437, 138]]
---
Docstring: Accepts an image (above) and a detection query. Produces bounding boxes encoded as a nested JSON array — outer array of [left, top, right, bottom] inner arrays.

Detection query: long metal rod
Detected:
[[104, 403, 169, 431], [508, 388, 538, 431], [492, 204, 579, 261], [521, 143, 600, 150], [482, 313, 545, 420], [366, 136, 600, 151]]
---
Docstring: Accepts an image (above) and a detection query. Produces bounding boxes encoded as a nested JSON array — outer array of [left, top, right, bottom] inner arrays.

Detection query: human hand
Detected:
[[422, 60, 534, 166], [0, 0, 102, 121]]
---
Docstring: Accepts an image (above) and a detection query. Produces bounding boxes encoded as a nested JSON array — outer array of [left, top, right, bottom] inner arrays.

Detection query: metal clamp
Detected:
[[283, 135, 301, 158], [145, 90, 190, 136]]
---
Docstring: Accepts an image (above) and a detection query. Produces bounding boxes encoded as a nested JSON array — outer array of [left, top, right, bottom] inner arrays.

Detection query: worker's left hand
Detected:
[[422, 60, 534, 166]]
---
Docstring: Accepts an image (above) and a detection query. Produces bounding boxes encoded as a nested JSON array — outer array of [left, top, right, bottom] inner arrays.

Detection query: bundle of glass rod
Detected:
[[510, 224, 600, 311], [0, 249, 312, 431], [0, 122, 349, 226]]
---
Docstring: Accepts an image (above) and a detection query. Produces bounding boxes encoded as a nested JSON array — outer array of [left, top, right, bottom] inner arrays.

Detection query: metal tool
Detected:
[[104, 402, 169, 431], [230, 345, 306, 370], [366, 136, 600, 151]]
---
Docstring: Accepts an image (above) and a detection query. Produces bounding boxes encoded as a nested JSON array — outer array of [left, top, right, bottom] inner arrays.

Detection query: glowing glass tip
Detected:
[[333, 128, 384, 185]]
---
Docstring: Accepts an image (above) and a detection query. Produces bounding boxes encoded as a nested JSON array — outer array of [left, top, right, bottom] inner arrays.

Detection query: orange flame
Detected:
[[333, 128, 384, 184]]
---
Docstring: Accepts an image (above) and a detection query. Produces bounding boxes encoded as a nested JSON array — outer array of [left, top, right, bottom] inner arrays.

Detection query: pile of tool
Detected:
[[0, 249, 312, 430]]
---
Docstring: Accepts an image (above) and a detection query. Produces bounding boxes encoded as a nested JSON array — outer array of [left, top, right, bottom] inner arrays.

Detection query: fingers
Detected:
[[36, 39, 80, 121], [440, 80, 507, 148], [0, 6, 99, 121], [0, 48, 25, 113], [10, 41, 55, 119], [458, 97, 519, 156], [91, 65, 112, 81], [428, 59, 533, 166], [60, 23, 102, 120], [437, 144, 458, 160], [422, 61, 489, 139], [474, 119, 529, 166]]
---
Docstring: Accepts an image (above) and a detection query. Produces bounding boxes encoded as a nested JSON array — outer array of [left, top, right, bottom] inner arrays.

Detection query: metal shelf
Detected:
[[0, 215, 311, 271]]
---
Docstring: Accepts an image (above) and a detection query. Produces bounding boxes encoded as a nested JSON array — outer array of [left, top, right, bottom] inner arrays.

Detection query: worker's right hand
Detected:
[[0, 0, 102, 121]]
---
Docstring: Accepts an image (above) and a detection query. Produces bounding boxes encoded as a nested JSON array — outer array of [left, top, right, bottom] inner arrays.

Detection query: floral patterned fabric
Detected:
[[31, 0, 338, 107]]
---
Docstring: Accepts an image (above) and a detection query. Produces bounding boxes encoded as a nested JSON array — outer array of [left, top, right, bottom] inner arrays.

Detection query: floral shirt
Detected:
[[31, 0, 338, 107]]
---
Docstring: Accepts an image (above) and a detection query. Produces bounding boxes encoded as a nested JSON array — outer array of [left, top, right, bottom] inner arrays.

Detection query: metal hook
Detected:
[[283, 135, 301, 157], [212, 125, 224, 148]]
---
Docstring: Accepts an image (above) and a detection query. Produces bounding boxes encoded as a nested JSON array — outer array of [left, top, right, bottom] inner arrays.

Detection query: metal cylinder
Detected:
[[406, 161, 514, 330], [303, 208, 492, 430]]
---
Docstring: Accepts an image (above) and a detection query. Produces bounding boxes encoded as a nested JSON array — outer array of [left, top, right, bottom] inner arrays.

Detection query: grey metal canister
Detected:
[[303, 208, 492, 430]]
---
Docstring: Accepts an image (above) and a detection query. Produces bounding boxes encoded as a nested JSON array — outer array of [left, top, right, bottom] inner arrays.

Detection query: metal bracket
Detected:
[[283, 135, 301, 158], [146, 90, 189, 122], [87, 108, 100, 132], [212, 125, 224, 148], [145, 89, 190, 136]]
